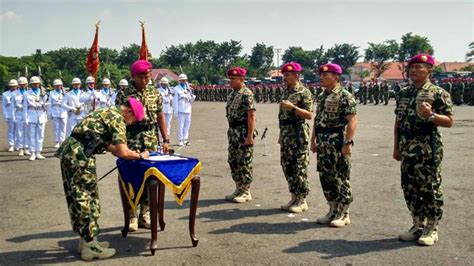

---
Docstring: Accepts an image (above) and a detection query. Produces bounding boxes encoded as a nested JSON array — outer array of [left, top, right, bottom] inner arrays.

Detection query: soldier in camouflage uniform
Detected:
[[394, 54, 454, 246], [381, 80, 389, 105], [278, 62, 314, 213], [224, 67, 257, 203], [55, 98, 149, 260], [115, 60, 169, 232], [373, 82, 380, 105], [310, 63, 357, 227]]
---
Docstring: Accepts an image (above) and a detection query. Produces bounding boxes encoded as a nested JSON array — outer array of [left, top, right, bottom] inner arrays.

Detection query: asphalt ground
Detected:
[[0, 101, 473, 265]]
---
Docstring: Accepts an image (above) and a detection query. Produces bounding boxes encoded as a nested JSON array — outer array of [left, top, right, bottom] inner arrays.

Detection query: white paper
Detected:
[[145, 155, 188, 161]]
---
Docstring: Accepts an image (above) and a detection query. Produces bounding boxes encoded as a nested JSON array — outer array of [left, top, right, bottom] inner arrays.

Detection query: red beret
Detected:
[[281, 62, 302, 73], [408, 54, 435, 67], [319, 63, 342, 75], [227, 67, 247, 77], [130, 60, 152, 76]]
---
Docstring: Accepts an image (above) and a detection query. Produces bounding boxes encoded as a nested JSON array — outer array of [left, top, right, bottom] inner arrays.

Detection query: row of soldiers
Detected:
[[439, 78, 474, 105], [1, 76, 129, 161]]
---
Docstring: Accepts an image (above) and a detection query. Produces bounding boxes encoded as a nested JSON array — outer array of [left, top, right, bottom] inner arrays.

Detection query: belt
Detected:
[[52, 104, 62, 107], [279, 119, 304, 126], [315, 126, 345, 134], [126, 122, 156, 132], [228, 119, 247, 128], [15, 107, 23, 111], [28, 107, 41, 110]]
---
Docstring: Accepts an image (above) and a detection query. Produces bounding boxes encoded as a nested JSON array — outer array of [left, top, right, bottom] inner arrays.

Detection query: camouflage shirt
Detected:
[[278, 82, 314, 146], [55, 106, 127, 164], [315, 84, 357, 129], [115, 82, 163, 151], [226, 86, 256, 123], [395, 81, 453, 157]]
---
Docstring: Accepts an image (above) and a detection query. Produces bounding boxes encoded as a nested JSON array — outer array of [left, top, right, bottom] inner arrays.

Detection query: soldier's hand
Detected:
[[162, 143, 169, 153], [393, 147, 401, 161], [341, 144, 352, 156], [280, 100, 294, 110], [310, 141, 317, 153], [142, 150, 150, 159], [417, 101, 433, 119], [244, 136, 253, 146]]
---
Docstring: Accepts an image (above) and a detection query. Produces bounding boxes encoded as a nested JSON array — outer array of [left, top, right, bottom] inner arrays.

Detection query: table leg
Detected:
[[158, 180, 166, 231], [147, 178, 159, 255], [189, 175, 200, 247], [119, 176, 130, 237]]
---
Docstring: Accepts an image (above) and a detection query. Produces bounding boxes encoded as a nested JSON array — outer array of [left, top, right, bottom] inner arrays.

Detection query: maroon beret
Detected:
[[408, 54, 435, 67], [130, 60, 152, 76], [281, 62, 302, 73], [227, 67, 247, 77], [319, 63, 343, 75]]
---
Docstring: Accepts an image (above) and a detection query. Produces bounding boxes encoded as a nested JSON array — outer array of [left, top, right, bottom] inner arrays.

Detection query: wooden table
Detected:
[[118, 175, 200, 255]]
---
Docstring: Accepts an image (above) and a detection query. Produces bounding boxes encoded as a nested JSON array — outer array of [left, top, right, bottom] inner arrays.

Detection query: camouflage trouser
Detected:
[[228, 142, 254, 185], [60, 156, 100, 241], [280, 144, 310, 197], [227, 127, 254, 185], [401, 154, 443, 220], [316, 143, 353, 204]]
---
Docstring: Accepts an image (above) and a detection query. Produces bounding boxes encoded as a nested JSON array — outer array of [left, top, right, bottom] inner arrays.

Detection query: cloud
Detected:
[[98, 9, 112, 21], [0, 11, 22, 22]]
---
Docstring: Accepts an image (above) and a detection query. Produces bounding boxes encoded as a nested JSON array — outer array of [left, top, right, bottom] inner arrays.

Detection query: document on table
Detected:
[[145, 155, 188, 161]]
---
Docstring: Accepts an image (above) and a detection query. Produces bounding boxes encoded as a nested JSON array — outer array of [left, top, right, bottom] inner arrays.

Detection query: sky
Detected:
[[1, 0, 473, 63]]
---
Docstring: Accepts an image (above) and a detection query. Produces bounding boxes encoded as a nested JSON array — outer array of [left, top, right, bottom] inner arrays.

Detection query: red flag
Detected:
[[139, 23, 149, 60], [86, 25, 100, 77]]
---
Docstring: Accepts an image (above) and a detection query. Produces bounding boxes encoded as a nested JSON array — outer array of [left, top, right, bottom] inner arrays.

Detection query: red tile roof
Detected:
[[150, 68, 179, 82]]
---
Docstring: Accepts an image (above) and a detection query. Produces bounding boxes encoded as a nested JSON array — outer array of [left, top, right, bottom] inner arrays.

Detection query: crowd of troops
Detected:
[[0, 53, 461, 261]]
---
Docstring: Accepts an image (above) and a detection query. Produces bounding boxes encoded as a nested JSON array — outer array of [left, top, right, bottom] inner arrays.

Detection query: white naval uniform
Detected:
[[173, 83, 195, 142], [24, 88, 48, 153], [93, 88, 113, 109], [48, 89, 68, 143], [158, 85, 174, 137], [11, 89, 29, 150], [2, 89, 16, 148], [63, 89, 94, 136]]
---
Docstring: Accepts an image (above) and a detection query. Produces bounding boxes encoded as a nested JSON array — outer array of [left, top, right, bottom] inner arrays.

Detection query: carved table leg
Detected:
[[189, 175, 200, 247], [158, 180, 166, 231]]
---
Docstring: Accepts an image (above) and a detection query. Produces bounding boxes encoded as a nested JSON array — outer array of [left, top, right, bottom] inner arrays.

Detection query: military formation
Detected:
[[222, 54, 453, 250], [0, 53, 461, 261]]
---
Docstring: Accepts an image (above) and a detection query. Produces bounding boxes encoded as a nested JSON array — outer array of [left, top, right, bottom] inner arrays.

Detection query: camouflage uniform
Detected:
[[279, 82, 313, 198], [395, 81, 453, 223], [55, 106, 127, 241], [115, 81, 163, 151], [314, 85, 356, 206], [226, 87, 256, 193], [115, 82, 163, 217]]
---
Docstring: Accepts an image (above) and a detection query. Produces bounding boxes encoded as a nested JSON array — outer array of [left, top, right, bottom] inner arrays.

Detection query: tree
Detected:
[[325, 43, 360, 74], [282, 47, 315, 70], [466, 42, 474, 62], [396, 32, 434, 80], [213, 40, 242, 68], [117, 43, 142, 68], [249, 43, 274, 76], [365, 40, 399, 78]]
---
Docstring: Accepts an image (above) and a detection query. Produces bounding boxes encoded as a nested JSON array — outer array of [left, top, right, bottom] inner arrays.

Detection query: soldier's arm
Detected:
[[109, 143, 149, 160], [246, 110, 256, 140], [344, 114, 357, 142]]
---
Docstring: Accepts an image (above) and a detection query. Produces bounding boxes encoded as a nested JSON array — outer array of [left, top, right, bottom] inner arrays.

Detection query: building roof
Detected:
[[150, 68, 179, 82], [437, 62, 473, 72]]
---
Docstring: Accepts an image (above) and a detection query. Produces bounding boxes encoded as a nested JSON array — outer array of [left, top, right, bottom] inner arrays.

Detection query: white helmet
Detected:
[[118, 79, 129, 86], [18, 77, 28, 85], [30, 76, 41, 84], [159, 77, 169, 84], [178, 74, 188, 80], [85, 76, 95, 84], [102, 78, 111, 85], [53, 79, 63, 86], [8, 79, 18, 86], [71, 78, 81, 85]]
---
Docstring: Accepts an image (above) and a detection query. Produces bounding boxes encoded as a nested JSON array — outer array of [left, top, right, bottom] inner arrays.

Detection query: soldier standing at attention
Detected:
[[56, 97, 149, 260], [311, 63, 357, 227], [278, 62, 314, 213], [48, 79, 68, 148], [115, 60, 169, 232], [394, 54, 453, 246], [2, 79, 18, 152], [225, 67, 257, 203]]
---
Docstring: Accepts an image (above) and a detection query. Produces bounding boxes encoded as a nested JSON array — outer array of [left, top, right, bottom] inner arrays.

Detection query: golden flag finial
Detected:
[[95, 20, 101, 29]]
